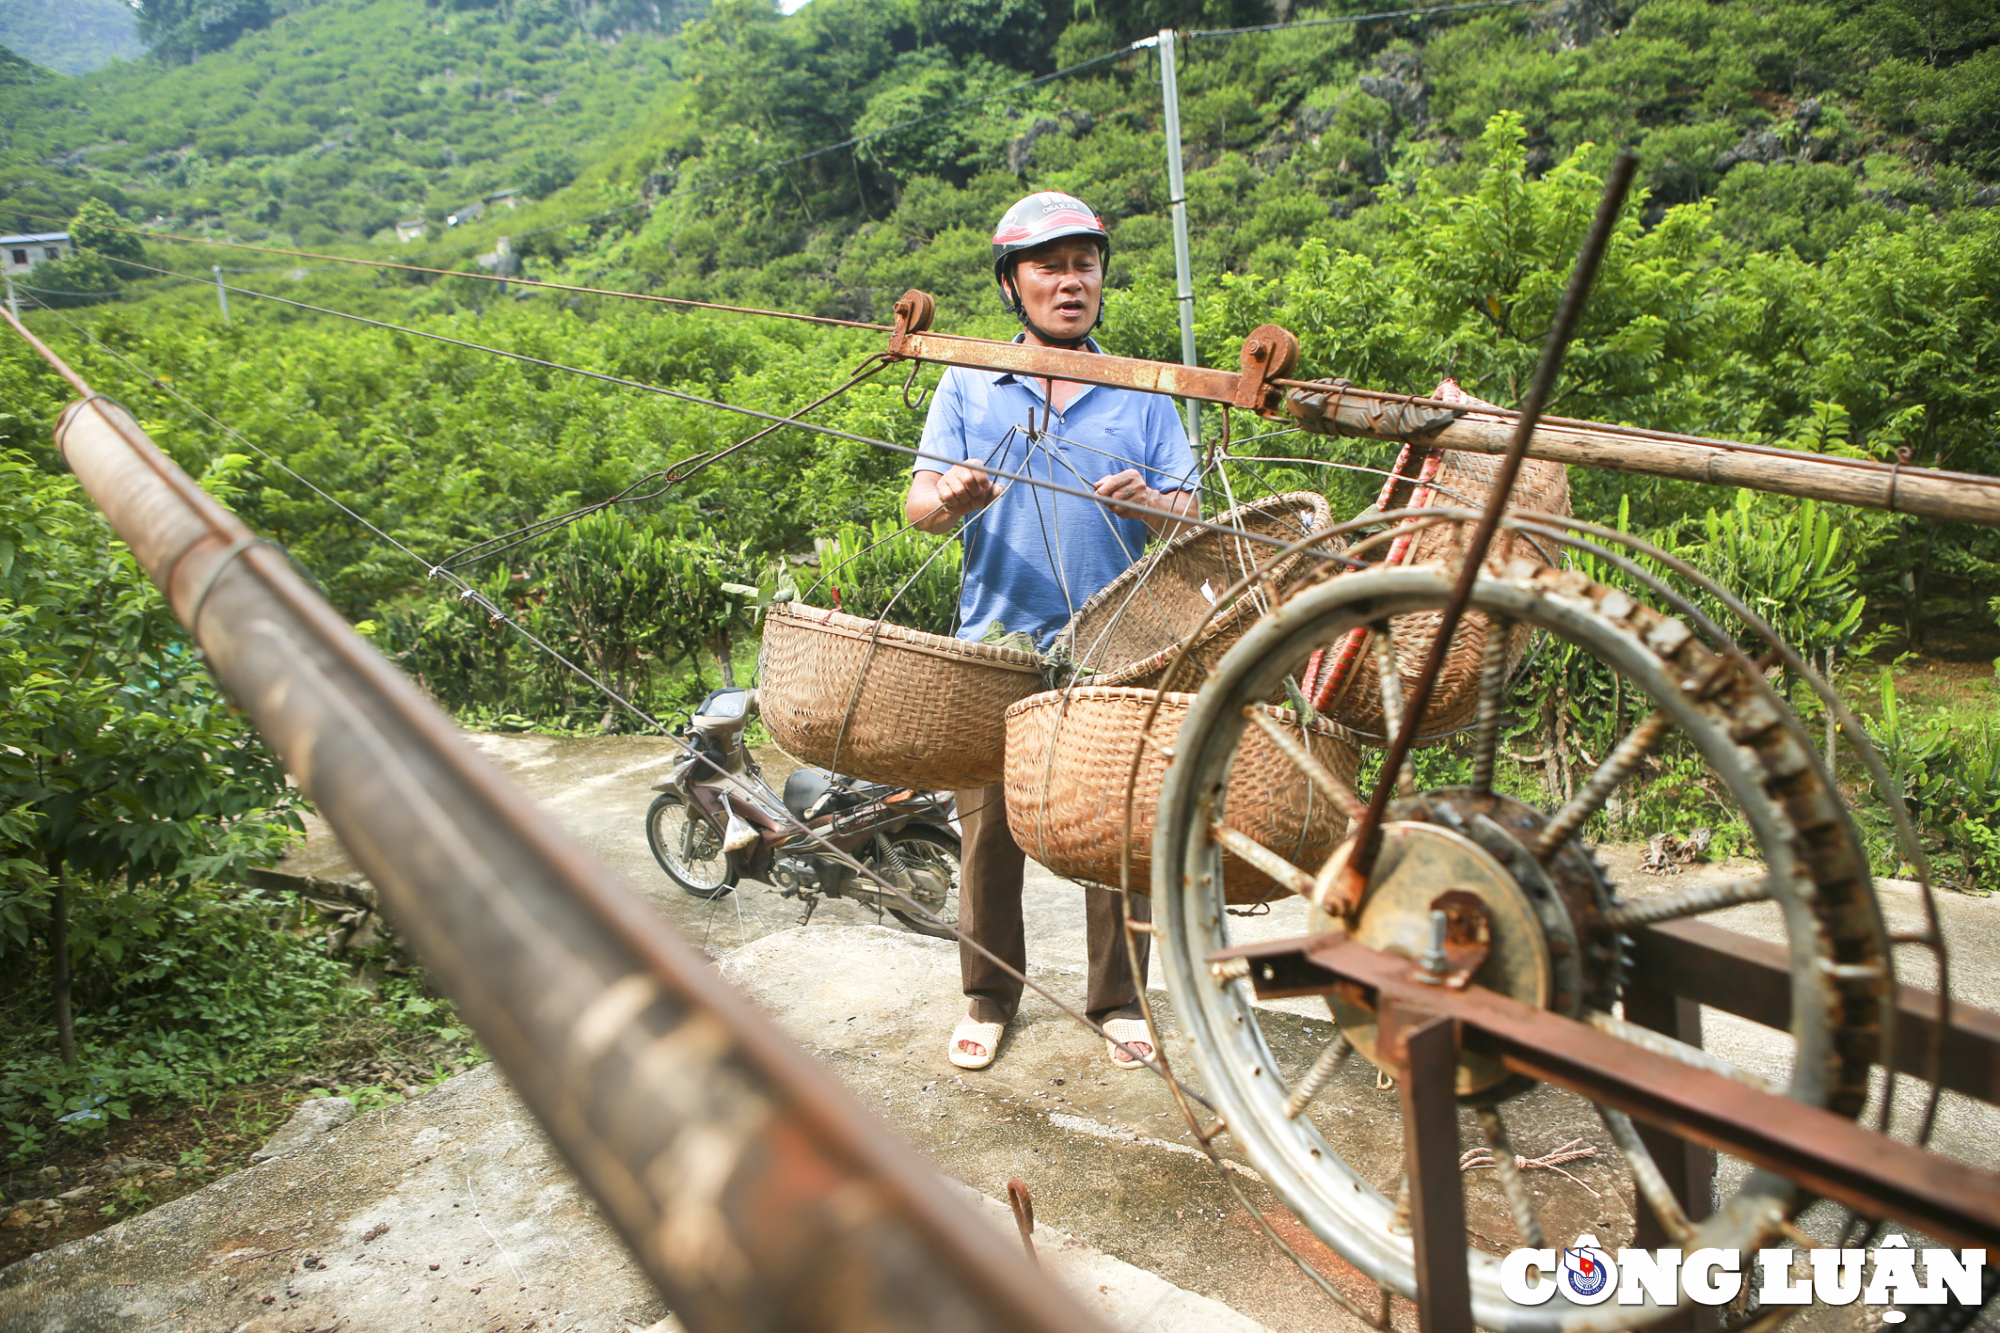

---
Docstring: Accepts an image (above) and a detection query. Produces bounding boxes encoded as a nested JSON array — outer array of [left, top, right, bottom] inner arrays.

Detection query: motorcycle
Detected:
[[645, 687, 962, 939]]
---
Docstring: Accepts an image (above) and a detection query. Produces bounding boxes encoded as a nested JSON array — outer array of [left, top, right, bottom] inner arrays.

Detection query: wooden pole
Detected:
[[1308, 398, 2000, 528]]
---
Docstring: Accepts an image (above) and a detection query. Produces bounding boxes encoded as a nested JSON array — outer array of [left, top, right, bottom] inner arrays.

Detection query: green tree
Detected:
[[0, 452, 302, 1065]]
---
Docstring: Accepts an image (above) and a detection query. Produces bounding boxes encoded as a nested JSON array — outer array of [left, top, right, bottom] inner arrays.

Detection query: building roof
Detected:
[[0, 233, 70, 245]]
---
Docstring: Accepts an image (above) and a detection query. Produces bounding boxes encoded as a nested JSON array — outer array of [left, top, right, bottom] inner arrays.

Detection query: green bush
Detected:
[[808, 518, 964, 638], [0, 886, 361, 1160], [1866, 671, 2000, 893]]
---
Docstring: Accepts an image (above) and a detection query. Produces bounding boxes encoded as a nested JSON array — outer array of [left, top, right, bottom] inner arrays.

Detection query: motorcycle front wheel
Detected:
[[877, 826, 962, 940], [645, 792, 736, 899]]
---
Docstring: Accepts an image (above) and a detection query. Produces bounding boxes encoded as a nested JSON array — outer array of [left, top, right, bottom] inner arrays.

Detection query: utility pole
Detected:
[[212, 265, 230, 322], [4, 274, 17, 323], [1157, 28, 1201, 448]]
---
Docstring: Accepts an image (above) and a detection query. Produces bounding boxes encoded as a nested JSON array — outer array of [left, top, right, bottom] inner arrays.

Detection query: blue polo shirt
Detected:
[[913, 338, 1198, 649]]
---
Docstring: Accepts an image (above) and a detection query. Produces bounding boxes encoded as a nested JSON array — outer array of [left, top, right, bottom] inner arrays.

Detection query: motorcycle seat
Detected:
[[782, 766, 839, 821], [782, 766, 895, 821]]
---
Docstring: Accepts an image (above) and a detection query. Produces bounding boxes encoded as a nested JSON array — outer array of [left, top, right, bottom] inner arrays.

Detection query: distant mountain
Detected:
[[0, 0, 704, 241], [0, 0, 142, 75]]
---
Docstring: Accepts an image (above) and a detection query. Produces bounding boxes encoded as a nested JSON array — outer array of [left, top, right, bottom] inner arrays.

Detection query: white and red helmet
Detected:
[[991, 191, 1109, 290]]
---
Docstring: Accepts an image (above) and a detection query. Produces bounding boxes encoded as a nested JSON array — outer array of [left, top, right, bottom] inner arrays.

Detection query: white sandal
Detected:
[[948, 1015, 1007, 1070], [1103, 1017, 1154, 1070]]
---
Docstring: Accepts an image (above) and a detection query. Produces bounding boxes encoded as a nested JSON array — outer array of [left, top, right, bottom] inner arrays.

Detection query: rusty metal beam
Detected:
[[1213, 931, 2000, 1249], [891, 330, 1258, 410], [1624, 977, 1717, 1333], [15, 312, 1103, 1333], [880, 292, 2000, 529], [1390, 1006, 1477, 1333], [1634, 919, 2000, 1105]]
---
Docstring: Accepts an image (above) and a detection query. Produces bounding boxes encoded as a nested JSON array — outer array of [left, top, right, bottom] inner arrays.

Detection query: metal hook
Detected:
[[1887, 443, 1914, 514], [901, 360, 931, 412], [1005, 1179, 1037, 1265]]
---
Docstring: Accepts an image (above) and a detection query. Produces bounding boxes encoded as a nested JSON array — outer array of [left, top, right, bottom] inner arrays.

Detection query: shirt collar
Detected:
[[989, 331, 1103, 385]]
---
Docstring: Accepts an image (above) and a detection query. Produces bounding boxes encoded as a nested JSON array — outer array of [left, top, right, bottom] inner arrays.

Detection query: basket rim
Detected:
[[1006, 683, 1364, 746], [766, 601, 1044, 673], [1062, 490, 1335, 662]]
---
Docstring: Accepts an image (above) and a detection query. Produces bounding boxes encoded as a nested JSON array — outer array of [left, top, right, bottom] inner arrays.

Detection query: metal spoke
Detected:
[[1599, 1106, 1698, 1245], [1600, 877, 1775, 929], [1244, 705, 1366, 823], [1469, 616, 1513, 796], [1476, 1108, 1545, 1247], [1284, 1032, 1354, 1119], [1371, 627, 1416, 798], [1388, 1172, 1412, 1236], [1585, 1008, 1781, 1094], [1209, 820, 1316, 899], [1534, 710, 1672, 857]]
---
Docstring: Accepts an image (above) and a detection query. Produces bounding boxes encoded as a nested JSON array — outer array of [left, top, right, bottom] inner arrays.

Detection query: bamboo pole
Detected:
[[1411, 414, 1994, 527]]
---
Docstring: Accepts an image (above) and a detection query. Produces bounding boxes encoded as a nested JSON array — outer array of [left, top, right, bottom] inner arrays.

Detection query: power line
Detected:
[[12, 37, 1151, 278], [12, 223, 896, 330], [1187, 0, 1544, 38], [11, 305, 1212, 1102], [102, 254, 1363, 569]]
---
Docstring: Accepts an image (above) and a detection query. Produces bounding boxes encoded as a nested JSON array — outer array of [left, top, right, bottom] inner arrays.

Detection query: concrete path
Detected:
[[0, 1051, 1268, 1333], [10, 730, 1997, 1331]]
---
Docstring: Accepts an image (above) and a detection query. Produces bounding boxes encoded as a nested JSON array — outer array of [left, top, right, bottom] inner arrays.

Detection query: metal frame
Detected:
[[13, 224, 2000, 1326], [1216, 923, 2000, 1330], [882, 291, 2000, 529]]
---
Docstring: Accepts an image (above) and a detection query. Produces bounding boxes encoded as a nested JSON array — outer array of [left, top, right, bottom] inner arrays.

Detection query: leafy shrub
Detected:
[[1866, 671, 2000, 893], [807, 519, 964, 638], [0, 885, 360, 1160]]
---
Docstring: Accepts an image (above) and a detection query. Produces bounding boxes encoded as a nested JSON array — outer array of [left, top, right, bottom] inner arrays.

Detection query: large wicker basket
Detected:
[[1060, 491, 1336, 690], [759, 603, 1044, 790], [1311, 451, 1569, 740], [1004, 686, 1362, 905]]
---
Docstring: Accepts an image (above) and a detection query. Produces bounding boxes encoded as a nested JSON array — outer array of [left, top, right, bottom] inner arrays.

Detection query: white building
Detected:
[[1, 233, 73, 274]]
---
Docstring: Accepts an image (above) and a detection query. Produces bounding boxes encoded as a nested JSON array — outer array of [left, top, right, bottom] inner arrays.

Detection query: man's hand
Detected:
[[937, 462, 996, 515], [906, 464, 996, 534], [1094, 468, 1196, 536]]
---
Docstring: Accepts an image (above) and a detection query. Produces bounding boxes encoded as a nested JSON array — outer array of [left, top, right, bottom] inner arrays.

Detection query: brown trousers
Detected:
[[954, 782, 1151, 1026]]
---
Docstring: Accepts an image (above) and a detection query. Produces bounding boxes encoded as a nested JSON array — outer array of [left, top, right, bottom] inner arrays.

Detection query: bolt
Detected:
[[1418, 908, 1449, 982]]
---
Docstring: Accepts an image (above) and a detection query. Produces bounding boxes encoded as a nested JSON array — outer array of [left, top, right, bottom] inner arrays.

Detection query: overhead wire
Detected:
[[14, 307, 1215, 1102], [1185, 0, 1545, 38], [433, 355, 897, 574], [89, 252, 1365, 571]]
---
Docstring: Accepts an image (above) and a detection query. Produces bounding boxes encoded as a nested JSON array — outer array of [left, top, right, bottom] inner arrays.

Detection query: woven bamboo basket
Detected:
[[1060, 491, 1336, 690], [1313, 452, 1570, 740], [759, 602, 1044, 790], [1004, 686, 1362, 905]]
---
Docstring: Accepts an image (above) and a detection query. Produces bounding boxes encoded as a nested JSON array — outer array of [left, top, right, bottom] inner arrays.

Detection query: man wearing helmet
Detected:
[[904, 191, 1199, 1073]]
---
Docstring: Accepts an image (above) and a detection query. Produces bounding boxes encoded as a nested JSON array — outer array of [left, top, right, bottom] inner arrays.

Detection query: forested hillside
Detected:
[[1, 0, 702, 242], [0, 0, 142, 75]]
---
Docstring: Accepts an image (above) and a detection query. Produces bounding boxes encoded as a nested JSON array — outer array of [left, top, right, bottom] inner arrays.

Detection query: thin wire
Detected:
[[33, 305, 440, 572], [108, 256, 1361, 571], [36, 224, 894, 331], [435, 356, 895, 572], [16, 308, 1216, 1110], [13, 40, 1148, 277], [1187, 0, 1544, 37]]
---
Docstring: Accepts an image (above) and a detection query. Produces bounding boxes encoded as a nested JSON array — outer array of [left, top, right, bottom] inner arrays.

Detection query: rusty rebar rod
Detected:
[[7, 307, 1103, 1333], [1336, 151, 1639, 907]]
